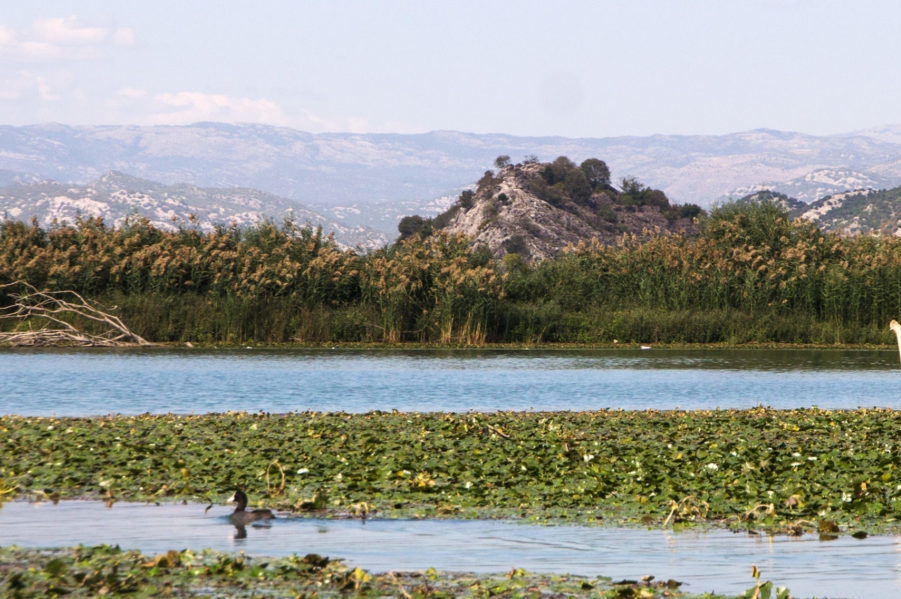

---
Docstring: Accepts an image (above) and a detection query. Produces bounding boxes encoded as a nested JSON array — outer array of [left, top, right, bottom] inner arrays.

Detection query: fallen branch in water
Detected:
[[485, 423, 512, 440], [0, 281, 152, 347]]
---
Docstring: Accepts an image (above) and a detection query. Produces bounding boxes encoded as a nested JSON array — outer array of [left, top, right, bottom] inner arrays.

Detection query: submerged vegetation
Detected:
[[2, 408, 899, 535], [2, 196, 901, 345]]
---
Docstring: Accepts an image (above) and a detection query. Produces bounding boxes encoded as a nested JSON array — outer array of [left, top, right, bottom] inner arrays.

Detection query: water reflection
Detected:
[[232, 521, 273, 540], [0, 500, 898, 598], [2, 348, 900, 416]]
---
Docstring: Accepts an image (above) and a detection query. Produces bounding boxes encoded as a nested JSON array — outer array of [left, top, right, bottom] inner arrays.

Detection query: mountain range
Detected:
[[1, 122, 900, 240], [0, 172, 387, 249]]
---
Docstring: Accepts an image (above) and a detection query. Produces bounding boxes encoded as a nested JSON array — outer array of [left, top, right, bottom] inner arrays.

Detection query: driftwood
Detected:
[[0, 281, 152, 347]]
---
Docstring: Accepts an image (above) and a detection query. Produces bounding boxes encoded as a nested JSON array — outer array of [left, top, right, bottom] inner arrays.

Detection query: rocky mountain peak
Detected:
[[401, 157, 701, 263]]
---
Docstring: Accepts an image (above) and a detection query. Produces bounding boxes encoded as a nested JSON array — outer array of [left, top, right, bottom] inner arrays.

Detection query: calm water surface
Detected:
[[1, 348, 899, 416], [3, 351, 900, 598], [0, 500, 894, 599]]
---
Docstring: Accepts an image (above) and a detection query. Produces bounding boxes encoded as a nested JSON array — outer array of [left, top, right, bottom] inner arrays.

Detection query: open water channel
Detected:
[[0, 500, 896, 598], [2, 347, 901, 598], [1, 347, 900, 415]]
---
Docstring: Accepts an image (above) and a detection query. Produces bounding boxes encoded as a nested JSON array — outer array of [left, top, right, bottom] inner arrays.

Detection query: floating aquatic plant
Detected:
[[0, 544, 790, 599], [2, 408, 900, 533]]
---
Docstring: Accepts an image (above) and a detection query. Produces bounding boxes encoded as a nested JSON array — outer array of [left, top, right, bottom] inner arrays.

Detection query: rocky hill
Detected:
[[0, 172, 387, 250], [731, 190, 807, 214], [739, 186, 901, 236], [400, 157, 701, 262], [796, 187, 901, 235]]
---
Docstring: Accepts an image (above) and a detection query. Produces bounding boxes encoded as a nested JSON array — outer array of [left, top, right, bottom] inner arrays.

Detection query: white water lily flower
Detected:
[[706, 463, 718, 471], [842, 492, 853, 502], [297, 467, 309, 474], [583, 454, 595, 462]]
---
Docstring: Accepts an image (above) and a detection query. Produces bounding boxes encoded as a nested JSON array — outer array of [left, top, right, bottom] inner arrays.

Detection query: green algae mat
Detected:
[[1, 408, 900, 534]]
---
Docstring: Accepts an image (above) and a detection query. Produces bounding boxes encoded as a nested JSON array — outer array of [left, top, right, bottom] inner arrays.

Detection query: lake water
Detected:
[[1, 347, 900, 416], [3, 347, 900, 598], [0, 500, 895, 599]]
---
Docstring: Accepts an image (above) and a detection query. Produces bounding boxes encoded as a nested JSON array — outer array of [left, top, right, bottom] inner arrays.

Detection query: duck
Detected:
[[227, 489, 276, 525]]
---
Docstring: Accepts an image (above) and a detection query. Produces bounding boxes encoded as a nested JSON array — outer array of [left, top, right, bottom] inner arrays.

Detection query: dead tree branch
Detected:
[[0, 281, 152, 347]]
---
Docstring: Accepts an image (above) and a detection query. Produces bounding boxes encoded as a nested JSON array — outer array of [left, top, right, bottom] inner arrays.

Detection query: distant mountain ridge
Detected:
[[0, 172, 388, 249], [726, 168, 896, 204], [1, 122, 901, 236]]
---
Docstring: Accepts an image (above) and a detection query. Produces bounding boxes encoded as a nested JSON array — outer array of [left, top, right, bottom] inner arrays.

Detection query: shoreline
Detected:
[[3, 340, 898, 351]]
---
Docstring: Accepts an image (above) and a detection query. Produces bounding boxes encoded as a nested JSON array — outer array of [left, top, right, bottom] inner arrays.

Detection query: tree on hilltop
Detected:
[[580, 158, 611, 189]]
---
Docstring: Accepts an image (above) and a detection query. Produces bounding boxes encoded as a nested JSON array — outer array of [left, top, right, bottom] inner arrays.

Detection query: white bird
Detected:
[[890, 320, 901, 366]]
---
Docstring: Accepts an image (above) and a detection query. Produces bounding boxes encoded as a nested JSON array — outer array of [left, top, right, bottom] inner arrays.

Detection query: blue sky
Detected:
[[1, 0, 899, 137]]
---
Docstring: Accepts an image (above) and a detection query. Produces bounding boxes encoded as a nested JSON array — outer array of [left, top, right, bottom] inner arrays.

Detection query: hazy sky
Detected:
[[1, 0, 899, 137]]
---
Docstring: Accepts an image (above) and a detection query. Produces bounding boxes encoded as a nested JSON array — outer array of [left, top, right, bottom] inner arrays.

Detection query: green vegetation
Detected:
[[799, 187, 901, 234], [2, 409, 899, 535], [2, 192, 901, 345], [0, 544, 789, 599]]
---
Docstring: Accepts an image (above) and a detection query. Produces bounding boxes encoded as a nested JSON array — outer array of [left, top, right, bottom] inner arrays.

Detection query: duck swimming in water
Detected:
[[227, 489, 276, 526]]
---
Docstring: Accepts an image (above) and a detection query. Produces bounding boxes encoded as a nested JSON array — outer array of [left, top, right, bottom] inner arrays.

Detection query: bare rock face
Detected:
[[436, 161, 698, 263]]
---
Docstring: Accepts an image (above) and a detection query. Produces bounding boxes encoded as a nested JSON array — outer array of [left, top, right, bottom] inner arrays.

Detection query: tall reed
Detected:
[[3, 200, 901, 344]]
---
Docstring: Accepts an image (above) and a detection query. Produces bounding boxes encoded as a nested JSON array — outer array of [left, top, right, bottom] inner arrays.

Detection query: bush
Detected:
[[541, 156, 577, 185], [563, 170, 592, 204], [398, 215, 432, 240], [664, 203, 703, 221], [580, 158, 611, 189]]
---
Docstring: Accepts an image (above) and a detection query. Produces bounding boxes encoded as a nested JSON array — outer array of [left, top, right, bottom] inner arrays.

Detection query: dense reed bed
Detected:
[[2, 200, 901, 344]]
